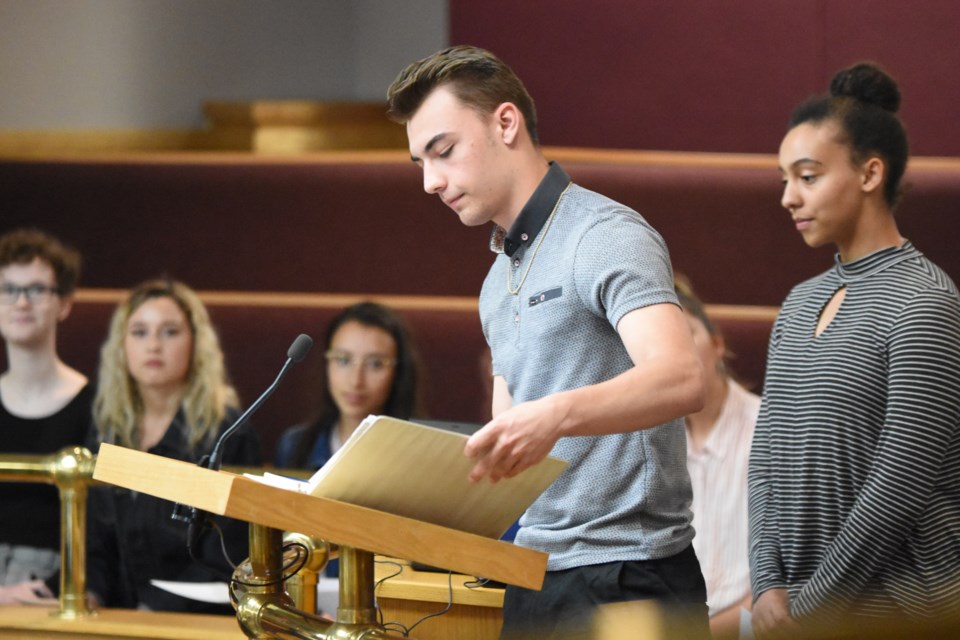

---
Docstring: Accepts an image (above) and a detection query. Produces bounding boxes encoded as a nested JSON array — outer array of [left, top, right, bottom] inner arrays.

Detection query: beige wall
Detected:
[[0, 0, 447, 129]]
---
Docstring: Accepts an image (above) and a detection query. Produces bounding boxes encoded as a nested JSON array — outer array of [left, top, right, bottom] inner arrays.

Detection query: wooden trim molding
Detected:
[[2, 134, 956, 173], [72, 288, 780, 319]]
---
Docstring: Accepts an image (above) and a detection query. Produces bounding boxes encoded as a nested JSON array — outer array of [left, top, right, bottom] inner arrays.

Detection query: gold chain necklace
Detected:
[[506, 183, 571, 295]]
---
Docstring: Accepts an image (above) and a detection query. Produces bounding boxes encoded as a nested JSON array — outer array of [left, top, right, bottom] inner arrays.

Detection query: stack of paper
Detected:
[[249, 415, 567, 539]]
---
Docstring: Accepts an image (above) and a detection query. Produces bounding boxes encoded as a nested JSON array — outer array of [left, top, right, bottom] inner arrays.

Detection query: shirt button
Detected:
[[513, 259, 521, 267], [521, 233, 529, 242], [514, 314, 520, 324]]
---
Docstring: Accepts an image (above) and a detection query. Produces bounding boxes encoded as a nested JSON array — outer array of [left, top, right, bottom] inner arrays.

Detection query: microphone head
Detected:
[[288, 333, 314, 363]]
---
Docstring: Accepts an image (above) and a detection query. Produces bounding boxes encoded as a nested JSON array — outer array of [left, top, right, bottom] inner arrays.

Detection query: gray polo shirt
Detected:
[[479, 163, 694, 571]]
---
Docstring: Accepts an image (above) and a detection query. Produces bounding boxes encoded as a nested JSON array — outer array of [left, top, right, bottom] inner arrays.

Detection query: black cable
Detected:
[[229, 540, 311, 589], [180, 515, 241, 580], [403, 569, 454, 636], [374, 559, 406, 628], [373, 559, 459, 637], [381, 622, 409, 637], [464, 576, 506, 589], [463, 577, 489, 589], [208, 519, 238, 569], [374, 559, 405, 587]]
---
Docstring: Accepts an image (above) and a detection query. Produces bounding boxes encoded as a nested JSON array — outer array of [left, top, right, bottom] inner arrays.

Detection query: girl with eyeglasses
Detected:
[[274, 301, 423, 470]]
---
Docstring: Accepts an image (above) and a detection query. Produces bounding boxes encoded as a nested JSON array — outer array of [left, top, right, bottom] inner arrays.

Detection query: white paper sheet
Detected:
[[149, 580, 230, 604]]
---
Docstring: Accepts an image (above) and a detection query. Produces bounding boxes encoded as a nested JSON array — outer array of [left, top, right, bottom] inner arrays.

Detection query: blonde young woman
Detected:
[[87, 278, 259, 613]]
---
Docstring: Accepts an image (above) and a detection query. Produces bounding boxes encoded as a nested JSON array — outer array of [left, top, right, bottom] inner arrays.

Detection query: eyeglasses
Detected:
[[325, 350, 397, 374], [0, 283, 61, 305]]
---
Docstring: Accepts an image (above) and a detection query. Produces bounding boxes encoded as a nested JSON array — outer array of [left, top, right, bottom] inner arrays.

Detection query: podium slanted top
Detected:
[[93, 443, 549, 590]]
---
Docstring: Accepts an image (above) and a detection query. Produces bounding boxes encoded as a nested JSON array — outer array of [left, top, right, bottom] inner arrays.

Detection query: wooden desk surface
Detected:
[[374, 559, 504, 640], [375, 559, 505, 608], [0, 605, 245, 639]]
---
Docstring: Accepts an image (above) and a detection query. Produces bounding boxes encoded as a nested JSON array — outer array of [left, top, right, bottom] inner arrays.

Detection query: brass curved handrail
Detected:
[[232, 524, 410, 639], [1, 453, 411, 637], [0, 452, 303, 621], [0, 446, 96, 619]]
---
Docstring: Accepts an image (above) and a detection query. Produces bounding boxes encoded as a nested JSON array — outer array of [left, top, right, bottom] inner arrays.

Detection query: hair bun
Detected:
[[829, 62, 901, 113]]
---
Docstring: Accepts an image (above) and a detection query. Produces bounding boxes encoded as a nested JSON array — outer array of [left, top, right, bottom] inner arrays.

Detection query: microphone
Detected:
[[172, 334, 313, 558], [206, 333, 314, 471]]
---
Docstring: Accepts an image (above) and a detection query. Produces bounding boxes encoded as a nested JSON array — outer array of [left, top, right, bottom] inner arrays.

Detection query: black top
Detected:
[[0, 382, 95, 550], [86, 409, 261, 614]]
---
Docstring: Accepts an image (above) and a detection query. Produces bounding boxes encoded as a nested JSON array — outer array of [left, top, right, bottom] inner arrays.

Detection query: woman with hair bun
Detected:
[[748, 62, 960, 636]]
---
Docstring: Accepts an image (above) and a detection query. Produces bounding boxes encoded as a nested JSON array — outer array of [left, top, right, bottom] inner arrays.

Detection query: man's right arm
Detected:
[[491, 375, 512, 419], [466, 302, 704, 483]]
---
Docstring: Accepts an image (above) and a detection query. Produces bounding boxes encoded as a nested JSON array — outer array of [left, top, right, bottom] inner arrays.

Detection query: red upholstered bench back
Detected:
[[2, 151, 957, 308], [1, 290, 775, 462], [15, 291, 490, 462]]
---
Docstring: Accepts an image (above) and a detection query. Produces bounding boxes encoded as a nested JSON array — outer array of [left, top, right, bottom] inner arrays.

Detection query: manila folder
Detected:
[[304, 415, 567, 539]]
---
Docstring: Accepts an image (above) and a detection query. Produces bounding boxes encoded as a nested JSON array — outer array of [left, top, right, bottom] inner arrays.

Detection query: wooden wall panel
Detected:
[[450, 0, 960, 156]]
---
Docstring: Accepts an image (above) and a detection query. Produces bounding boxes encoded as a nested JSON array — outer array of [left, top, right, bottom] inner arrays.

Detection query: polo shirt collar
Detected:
[[489, 162, 571, 256]]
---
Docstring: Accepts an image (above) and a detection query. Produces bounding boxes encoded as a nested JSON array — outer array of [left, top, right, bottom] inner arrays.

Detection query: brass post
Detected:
[[281, 532, 331, 614], [231, 531, 409, 639], [0, 447, 95, 619], [336, 546, 378, 625], [249, 523, 286, 590], [50, 446, 95, 619]]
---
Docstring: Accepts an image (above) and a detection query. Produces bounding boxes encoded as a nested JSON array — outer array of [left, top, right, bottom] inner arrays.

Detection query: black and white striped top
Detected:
[[748, 241, 960, 621]]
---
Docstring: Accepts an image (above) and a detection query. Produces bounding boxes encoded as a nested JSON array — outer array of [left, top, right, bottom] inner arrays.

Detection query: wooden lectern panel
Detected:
[[93, 444, 547, 590], [374, 560, 504, 640]]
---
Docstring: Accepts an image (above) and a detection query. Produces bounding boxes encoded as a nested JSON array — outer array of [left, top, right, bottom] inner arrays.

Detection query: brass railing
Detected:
[[0, 446, 96, 619], [0, 453, 413, 638], [232, 525, 409, 639]]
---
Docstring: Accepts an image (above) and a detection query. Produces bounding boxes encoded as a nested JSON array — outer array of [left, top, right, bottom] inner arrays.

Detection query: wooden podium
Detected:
[[92, 443, 547, 639], [374, 560, 505, 640]]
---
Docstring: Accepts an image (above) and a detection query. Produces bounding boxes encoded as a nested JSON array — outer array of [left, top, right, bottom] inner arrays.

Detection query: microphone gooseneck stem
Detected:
[[175, 333, 312, 559], [206, 332, 313, 471], [207, 357, 295, 471]]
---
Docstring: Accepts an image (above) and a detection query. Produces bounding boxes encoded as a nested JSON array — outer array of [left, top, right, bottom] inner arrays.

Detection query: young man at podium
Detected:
[[387, 46, 710, 638]]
